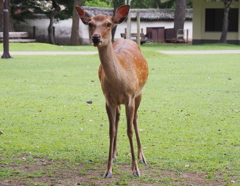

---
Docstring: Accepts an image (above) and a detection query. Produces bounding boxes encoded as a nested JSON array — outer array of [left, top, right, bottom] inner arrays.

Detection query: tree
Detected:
[[9, 0, 75, 44], [174, 0, 186, 38], [111, 0, 125, 42], [47, 0, 76, 44], [70, 0, 82, 45], [10, 0, 44, 23], [0, 0, 5, 32], [0, 0, 16, 32], [219, 0, 235, 43], [48, 0, 61, 44]]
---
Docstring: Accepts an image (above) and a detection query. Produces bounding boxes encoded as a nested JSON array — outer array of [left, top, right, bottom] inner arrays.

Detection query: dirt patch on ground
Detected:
[[1, 157, 233, 186]]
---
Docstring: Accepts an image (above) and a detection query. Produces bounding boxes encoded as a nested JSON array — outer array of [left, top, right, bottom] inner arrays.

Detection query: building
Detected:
[[192, 0, 240, 45], [15, 7, 192, 45]]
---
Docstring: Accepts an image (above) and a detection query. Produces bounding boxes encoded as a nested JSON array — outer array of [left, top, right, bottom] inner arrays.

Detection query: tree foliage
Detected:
[[10, 0, 74, 22], [131, 0, 174, 9], [9, 0, 76, 44], [85, 0, 110, 7], [80, 0, 193, 9], [10, 0, 45, 23]]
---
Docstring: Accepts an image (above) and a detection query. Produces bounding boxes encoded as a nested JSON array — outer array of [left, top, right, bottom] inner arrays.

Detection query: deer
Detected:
[[75, 5, 148, 178]]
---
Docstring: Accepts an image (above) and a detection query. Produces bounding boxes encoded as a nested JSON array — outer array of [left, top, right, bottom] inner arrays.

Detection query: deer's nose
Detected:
[[92, 35, 101, 43]]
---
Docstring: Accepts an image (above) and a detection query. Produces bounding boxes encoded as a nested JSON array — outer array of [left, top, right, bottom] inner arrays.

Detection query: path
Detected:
[[158, 50, 240, 54], [5, 50, 240, 55], [8, 51, 98, 55]]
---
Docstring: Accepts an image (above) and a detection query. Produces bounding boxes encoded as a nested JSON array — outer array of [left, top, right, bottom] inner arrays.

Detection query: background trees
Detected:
[[130, 0, 192, 9], [7, 0, 75, 44], [46, 0, 76, 44], [3, 0, 193, 45]]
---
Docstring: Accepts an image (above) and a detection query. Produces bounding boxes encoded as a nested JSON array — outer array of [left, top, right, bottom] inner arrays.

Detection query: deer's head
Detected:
[[75, 5, 130, 47]]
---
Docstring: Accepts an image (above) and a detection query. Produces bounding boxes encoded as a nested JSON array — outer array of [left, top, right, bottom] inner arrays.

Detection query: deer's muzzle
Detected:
[[91, 35, 102, 46]]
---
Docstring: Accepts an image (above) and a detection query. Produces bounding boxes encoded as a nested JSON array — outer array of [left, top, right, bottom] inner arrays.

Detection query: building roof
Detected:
[[82, 7, 193, 21]]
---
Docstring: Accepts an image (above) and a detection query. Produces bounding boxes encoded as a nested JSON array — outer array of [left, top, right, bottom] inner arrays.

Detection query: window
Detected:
[[205, 8, 239, 32]]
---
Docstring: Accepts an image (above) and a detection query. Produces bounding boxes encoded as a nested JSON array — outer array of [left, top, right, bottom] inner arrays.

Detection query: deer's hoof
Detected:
[[139, 159, 147, 165], [103, 172, 112, 178], [133, 171, 140, 177]]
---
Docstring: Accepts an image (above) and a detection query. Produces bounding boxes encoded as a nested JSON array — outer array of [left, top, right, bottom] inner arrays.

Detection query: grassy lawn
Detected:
[[0, 43, 240, 185], [7, 43, 97, 52], [6, 42, 240, 52]]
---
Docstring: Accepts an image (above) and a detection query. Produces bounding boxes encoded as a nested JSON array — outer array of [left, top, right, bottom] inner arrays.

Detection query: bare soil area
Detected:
[[0, 157, 230, 186]]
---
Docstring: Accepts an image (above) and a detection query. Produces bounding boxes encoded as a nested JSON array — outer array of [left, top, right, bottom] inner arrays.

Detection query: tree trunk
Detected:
[[48, 0, 60, 44], [70, 0, 82, 45], [111, 0, 124, 42], [0, 0, 4, 32], [0, 1, 15, 32], [174, 0, 186, 38], [219, 15, 229, 43], [48, 13, 56, 44], [111, 26, 117, 42], [219, 0, 235, 43]]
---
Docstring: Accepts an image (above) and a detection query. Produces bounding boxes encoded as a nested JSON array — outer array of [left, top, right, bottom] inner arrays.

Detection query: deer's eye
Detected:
[[89, 23, 94, 28], [106, 23, 112, 27]]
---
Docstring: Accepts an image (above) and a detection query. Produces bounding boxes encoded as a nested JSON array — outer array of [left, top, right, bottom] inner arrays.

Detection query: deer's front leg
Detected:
[[113, 106, 121, 162], [103, 103, 117, 178], [134, 95, 147, 164], [126, 99, 140, 177]]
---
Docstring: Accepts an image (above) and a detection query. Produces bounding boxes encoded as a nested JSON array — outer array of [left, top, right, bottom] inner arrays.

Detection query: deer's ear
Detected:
[[75, 6, 92, 25], [112, 5, 130, 24]]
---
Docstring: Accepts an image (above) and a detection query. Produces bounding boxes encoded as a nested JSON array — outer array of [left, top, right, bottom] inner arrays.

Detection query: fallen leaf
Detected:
[[86, 100, 92, 104]]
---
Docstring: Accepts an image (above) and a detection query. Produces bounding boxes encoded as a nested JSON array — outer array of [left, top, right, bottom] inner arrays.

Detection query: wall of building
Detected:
[[192, 0, 240, 45], [15, 17, 192, 45]]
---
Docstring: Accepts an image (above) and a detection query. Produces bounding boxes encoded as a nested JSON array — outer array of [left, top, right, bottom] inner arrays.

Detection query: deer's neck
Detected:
[[98, 43, 124, 83]]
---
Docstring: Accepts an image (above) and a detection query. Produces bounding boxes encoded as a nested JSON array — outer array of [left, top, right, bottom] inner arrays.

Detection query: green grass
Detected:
[[142, 42, 240, 51], [0, 43, 240, 185], [7, 42, 97, 51], [5, 42, 240, 52]]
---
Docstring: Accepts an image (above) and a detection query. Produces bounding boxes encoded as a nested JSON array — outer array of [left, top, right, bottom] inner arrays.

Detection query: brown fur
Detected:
[[76, 5, 148, 178]]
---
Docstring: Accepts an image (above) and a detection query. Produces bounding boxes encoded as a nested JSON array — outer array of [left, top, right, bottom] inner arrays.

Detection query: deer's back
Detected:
[[113, 39, 148, 86]]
